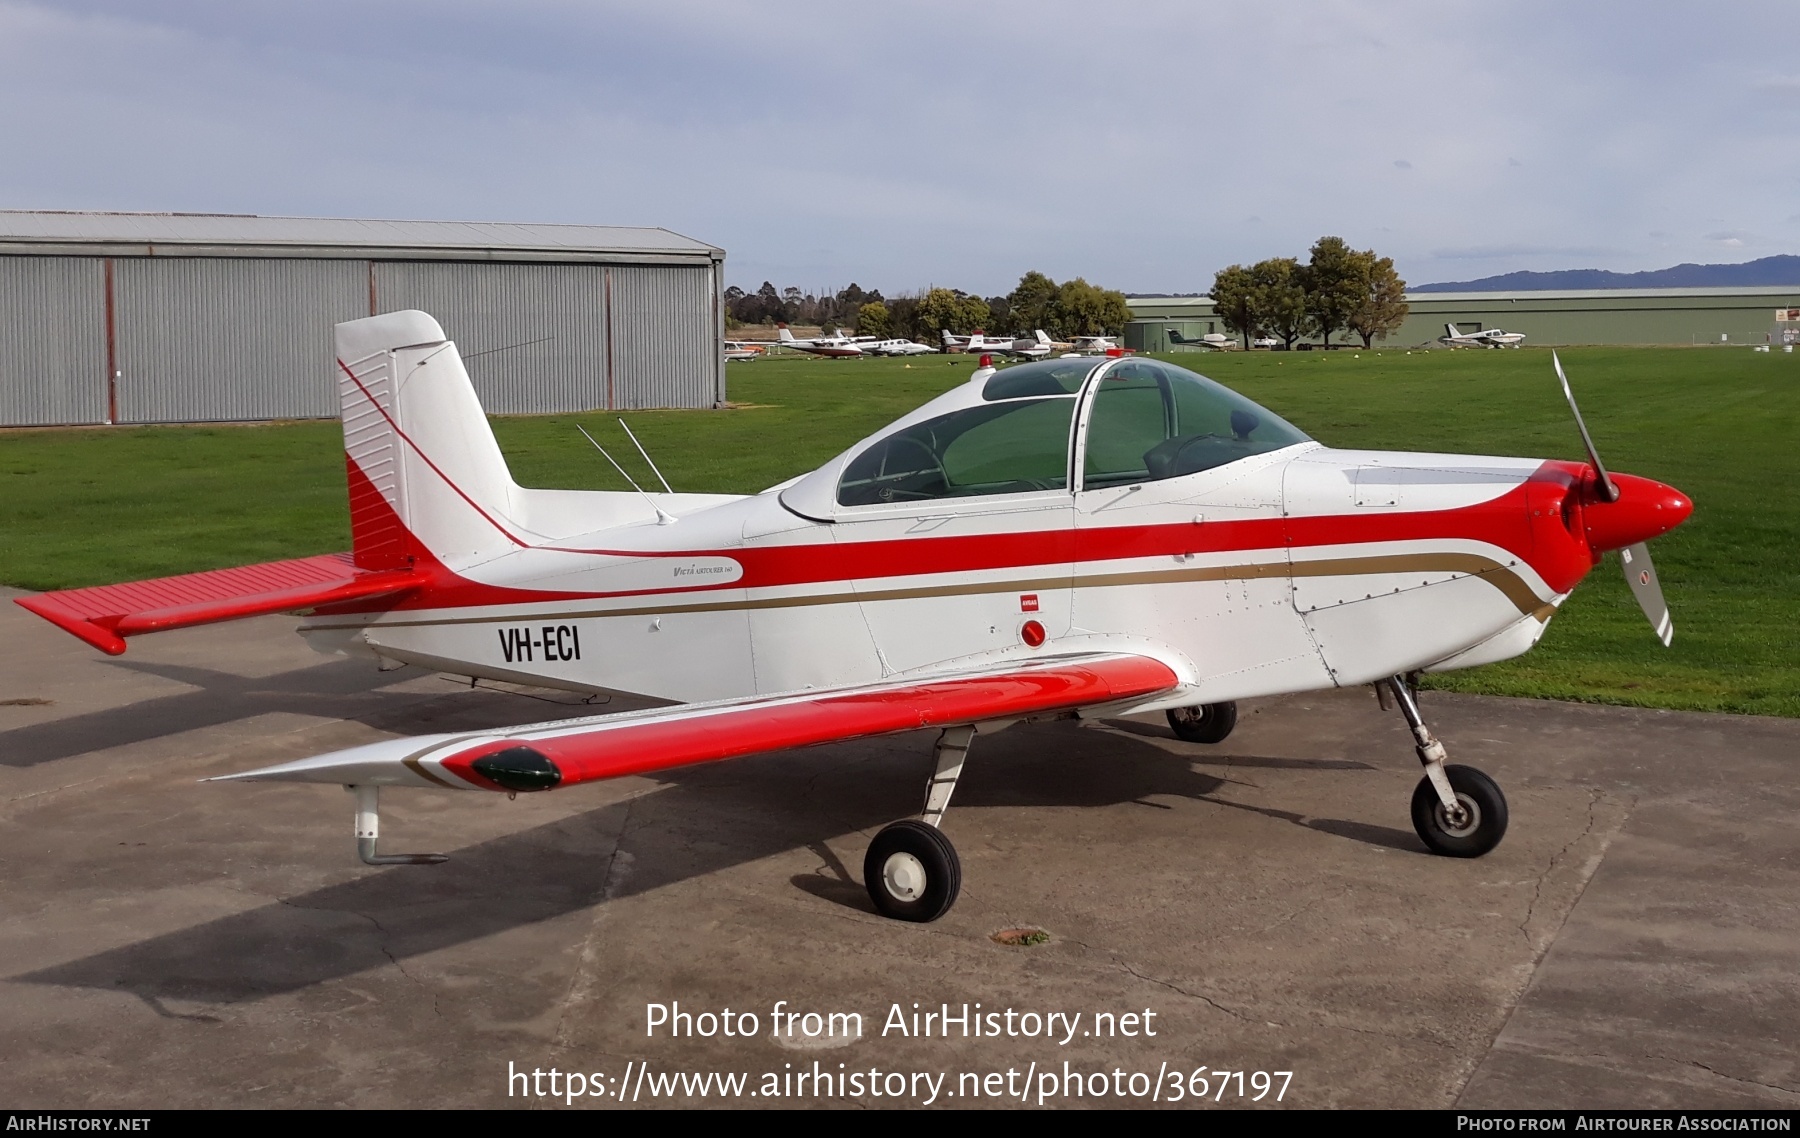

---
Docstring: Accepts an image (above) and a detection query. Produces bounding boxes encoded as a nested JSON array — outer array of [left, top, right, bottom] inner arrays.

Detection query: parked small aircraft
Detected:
[[776, 326, 867, 358], [1440, 323, 1527, 349], [19, 312, 1690, 923], [863, 338, 937, 357], [1068, 334, 1120, 354], [1167, 329, 1234, 351], [724, 340, 768, 362]]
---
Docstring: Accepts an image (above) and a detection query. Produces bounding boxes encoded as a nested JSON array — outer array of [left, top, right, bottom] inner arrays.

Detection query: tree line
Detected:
[[725, 272, 1132, 343], [1211, 237, 1408, 350]]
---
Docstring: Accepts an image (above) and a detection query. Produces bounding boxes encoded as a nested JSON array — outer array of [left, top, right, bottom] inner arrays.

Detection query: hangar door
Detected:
[[373, 262, 611, 415], [0, 257, 106, 426], [113, 258, 366, 423], [609, 265, 716, 410]]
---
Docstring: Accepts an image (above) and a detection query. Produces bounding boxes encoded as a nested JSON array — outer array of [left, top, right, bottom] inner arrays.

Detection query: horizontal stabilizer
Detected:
[[213, 651, 1181, 791], [16, 553, 420, 655]]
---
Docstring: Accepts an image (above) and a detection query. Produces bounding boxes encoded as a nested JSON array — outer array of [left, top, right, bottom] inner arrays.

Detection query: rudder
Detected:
[[336, 311, 529, 571]]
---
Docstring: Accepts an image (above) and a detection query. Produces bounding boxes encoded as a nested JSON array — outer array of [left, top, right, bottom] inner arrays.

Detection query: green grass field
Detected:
[[3, 345, 1795, 716]]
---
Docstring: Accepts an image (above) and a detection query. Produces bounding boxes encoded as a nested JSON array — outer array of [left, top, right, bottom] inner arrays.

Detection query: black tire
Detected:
[[864, 820, 961, 922], [1166, 701, 1238, 744], [1411, 764, 1509, 857]]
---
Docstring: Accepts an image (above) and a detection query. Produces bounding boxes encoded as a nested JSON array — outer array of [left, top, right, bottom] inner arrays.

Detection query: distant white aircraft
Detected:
[[973, 332, 1059, 361], [777, 326, 865, 358], [1068, 334, 1120, 354], [724, 340, 768, 362], [864, 338, 936, 357], [1440, 323, 1527, 349], [1252, 336, 1281, 350]]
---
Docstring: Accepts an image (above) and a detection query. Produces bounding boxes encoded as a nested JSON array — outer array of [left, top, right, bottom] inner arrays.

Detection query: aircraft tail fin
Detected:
[[777, 326, 795, 343], [1445, 323, 1460, 339], [336, 310, 529, 573]]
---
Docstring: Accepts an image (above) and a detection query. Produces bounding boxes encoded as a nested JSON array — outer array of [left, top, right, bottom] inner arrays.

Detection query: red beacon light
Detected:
[[979, 353, 993, 368], [1104, 347, 1124, 357]]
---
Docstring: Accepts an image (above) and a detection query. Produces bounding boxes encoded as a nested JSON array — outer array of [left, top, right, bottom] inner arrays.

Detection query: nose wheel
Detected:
[[1409, 764, 1508, 857], [1383, 677, 1509, 858]]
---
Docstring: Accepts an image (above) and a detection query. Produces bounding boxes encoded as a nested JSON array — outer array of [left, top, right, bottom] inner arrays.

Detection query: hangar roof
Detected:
[[0, 211, 722, 265]]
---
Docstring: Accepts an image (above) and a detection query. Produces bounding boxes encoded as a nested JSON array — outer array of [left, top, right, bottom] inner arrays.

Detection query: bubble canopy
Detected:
[[777, 357, 1312, 520]]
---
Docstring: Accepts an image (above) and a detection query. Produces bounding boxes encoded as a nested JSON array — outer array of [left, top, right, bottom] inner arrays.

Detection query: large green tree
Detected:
[[1302, 236, 1367, 349], [1210, 264, 1259, 349], [1250, 257, 1312, 350], [1048, 277, 1130, 337], [1346, 253, 1409, 348], [855, 301, 892, 339], [913, 288, 990, 339], [1007, 270, 1059, 334]]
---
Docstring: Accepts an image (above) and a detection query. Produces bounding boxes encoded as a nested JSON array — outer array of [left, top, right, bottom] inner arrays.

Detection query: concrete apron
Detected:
[[0, 592, 1795, 1109]]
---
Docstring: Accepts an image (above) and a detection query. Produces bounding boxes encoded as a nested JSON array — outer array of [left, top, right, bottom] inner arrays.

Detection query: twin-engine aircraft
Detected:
[[18, 312, 1690, 922]]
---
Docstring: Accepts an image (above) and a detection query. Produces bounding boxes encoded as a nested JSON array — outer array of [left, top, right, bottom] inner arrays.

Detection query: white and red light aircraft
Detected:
[[18, 312, 1690, 922]]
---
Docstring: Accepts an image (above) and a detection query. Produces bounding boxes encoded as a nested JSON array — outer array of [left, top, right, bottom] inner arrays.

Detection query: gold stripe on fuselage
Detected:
[[306, 551, 1549, 632]]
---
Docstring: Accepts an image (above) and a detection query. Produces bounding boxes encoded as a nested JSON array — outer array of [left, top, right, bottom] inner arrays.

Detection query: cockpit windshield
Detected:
[[829, 357, 1307, 509], [1083, 359, 1309, 488]]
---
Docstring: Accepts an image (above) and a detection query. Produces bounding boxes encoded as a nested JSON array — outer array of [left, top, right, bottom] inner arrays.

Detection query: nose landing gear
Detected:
[[1383, 676, 1508, 857]]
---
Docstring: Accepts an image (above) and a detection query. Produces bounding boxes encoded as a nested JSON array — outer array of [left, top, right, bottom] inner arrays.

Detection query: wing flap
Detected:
[[215, 652, 1181, 790], [16, 553, 420, 655]]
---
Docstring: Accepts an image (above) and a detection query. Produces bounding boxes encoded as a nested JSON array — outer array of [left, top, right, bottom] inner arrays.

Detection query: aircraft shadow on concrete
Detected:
[[15, 715, 1415, 1006], [0, 658, 612, 769]]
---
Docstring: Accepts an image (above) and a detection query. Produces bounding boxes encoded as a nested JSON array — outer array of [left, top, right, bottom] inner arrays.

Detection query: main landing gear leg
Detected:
[[864, 726, 970, 922], [349, 784, 448, 866], [1383, 677, 1509, 858]]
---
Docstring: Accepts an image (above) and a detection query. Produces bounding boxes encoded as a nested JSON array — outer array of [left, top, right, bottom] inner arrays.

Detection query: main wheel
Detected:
[[1411, 764, 1508, 857], [1167, 701, 1237, 744], [864, 820, 961, 922]]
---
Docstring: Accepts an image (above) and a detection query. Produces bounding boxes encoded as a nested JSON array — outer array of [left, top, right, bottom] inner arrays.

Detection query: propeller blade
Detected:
[[1620, 541, 1673, 647], [1553, 351, 1619, 503]]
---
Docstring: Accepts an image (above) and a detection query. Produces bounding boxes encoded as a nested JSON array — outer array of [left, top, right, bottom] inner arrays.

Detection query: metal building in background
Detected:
[[0, 212, 725, 427]]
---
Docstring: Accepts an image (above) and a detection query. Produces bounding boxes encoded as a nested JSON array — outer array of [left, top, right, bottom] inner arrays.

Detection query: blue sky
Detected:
[[2, 1, 1796, 295]]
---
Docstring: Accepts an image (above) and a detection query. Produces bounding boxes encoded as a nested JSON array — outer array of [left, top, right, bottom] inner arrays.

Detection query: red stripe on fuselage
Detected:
[[331, 459, 1593, 616]]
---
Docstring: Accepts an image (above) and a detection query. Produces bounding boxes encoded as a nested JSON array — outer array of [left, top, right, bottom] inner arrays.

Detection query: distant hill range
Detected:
[[1413, 255, 1800, 293]]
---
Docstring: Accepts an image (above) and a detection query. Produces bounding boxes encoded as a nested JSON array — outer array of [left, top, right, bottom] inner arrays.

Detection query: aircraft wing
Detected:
[[16, 553, 421, 656], [212, 652, 1181, 792]]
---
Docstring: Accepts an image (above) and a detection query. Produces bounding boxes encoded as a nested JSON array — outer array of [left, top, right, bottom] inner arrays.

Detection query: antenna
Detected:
[[576, 424, 676, 525], [617, 419, 674, 494]]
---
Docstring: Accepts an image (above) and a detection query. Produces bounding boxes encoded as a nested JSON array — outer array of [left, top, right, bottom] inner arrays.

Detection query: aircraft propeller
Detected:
[[1554, 351, 1679, 646]]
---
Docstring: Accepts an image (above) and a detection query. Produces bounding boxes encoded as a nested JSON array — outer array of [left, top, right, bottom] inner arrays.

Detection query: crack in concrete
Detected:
[[1115, 962, 1273, 1026], [549, 795, 639, 1059], [347, 907, 443, 1021], [1454, 792, 1638, 1110], [1655, 1056, 1800, 1100], [1517, 787, 1603, 951]]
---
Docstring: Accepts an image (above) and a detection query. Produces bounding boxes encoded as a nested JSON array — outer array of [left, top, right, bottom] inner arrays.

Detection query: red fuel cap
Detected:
[[1021, 620, 1046, 647]]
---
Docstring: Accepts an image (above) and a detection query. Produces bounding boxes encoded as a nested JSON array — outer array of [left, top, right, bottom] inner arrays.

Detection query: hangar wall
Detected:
[[0, 213, 726, 427]]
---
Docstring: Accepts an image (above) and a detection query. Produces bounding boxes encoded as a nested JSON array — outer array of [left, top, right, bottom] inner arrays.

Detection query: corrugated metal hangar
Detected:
[[0, 212, 726, 427], [1127, 285, 1800, 351]]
